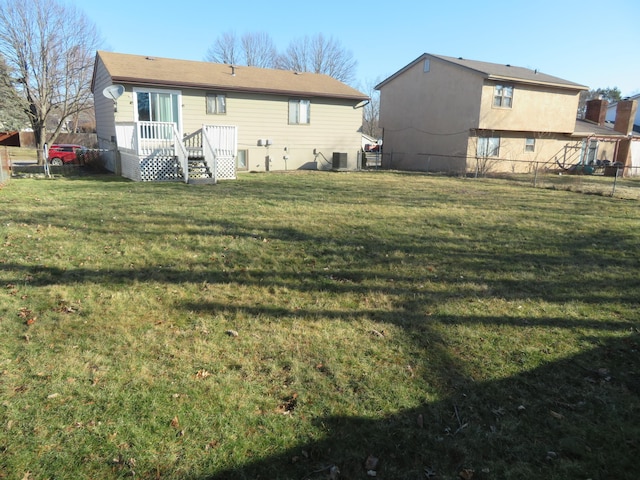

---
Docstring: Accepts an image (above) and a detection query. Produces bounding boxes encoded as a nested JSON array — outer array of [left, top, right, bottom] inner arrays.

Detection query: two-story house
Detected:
[[91, 51, 368, 183], [375, 53, 593, 174]]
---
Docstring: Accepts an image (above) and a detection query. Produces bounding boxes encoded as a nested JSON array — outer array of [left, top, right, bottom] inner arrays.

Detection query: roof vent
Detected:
[[145, 56, 155, 61], [506, 64, 511, 67], [231, 65, 236, 76]]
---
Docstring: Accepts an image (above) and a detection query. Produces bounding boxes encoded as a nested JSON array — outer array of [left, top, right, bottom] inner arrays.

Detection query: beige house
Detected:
[[91, 51, 368, 182], [375, 53, 636, 175]]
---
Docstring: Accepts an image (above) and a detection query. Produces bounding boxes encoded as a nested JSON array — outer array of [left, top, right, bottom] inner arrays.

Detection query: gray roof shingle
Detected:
[[377, 53, 588, 91]]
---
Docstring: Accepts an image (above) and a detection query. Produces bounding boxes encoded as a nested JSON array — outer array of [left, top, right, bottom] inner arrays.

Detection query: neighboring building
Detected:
[[91, 51, 368, 182], [374, 53, 637, 174], [583, 98, 640, 176], [606, 93, 640, 133]]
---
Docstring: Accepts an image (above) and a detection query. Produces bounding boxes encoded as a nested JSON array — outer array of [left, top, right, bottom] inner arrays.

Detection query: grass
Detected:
[[5, 147, 38, 162], [1, 170, 639, 479]]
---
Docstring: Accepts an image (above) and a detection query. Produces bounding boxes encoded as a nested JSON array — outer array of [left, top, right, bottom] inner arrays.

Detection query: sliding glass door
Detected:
[[134, 89, 181, 138]]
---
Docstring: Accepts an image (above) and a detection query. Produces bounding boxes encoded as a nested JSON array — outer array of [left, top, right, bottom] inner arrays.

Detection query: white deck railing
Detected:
[[115, 121, 189, 183], [203, 124, 238, 180]]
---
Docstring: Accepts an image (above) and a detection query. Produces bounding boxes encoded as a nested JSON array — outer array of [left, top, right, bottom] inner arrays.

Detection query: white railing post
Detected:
[[202, 125, 217, 184], [171, 123, 189, 184]]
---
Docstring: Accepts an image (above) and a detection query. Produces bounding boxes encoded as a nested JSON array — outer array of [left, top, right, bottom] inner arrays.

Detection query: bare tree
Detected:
[[206, 31, 277, 68], [278, 34, 357, 84], [241, 32, 277, 68], [0, 0, 101, 164], [577, 86, 622, 118], [361, 78, 381, 139], [205, 31, 239, 64], [0, 53, 28, 131]]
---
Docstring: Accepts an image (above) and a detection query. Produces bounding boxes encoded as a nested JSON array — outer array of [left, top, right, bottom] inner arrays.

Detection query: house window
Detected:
[[206, 94, 226, 114], [525, 138, 535, 152], [135, 90, 180, 124], [493, 85, 513, 108], [134, 88, 181, 138], [423, 59, 430, 72], [236, 149, 248, 170], [477, 136, 500, 157], [289, 99, 310, 124]]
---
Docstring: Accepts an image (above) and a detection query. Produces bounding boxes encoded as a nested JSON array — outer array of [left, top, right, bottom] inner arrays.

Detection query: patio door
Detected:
[[134, 88, 182, 137]]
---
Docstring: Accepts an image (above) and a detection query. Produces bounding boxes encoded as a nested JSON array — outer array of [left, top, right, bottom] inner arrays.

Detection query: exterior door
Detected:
[[134, 88, 182, 136]]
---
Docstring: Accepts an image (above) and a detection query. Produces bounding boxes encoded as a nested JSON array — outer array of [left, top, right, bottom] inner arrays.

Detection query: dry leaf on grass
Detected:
[[459, 468, 474, 480], [276, 393, 298, 414], [170, 416, 180, 428], [364, 454, 379, 470]]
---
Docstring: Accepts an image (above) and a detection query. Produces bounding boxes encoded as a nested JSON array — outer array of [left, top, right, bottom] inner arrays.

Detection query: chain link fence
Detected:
[[379, 152, 640, 200]]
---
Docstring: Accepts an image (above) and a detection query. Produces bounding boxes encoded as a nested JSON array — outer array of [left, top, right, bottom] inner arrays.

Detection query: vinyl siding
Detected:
[[93, 58, 116, 146], [180, 89, 362, 171], [99, 85, 362, 172]]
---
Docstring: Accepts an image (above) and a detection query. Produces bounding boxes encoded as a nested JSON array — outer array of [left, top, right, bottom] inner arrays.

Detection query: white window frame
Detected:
[[236, 149, 248, 170], [493, 85, 513, 108], [206, 93, 227, 115], [133, 87, 182, 136], [525, 137, 535, 152], [289, 99, 310, 125], [477, 136, 500, 157]]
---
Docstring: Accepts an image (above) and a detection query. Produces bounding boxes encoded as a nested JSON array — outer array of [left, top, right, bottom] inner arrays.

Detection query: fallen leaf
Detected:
[[170, 416, 180, 428], [225, 329, 239, 337], [424, 466, 437, 478], [195, 369, 211, 379], [550, 410, 564, 419], [459, 469, 474, 480], [329, 465, 340, 480], [277, 393, 298, 414], [205, 440, 219, 451], [365, 454, 379, 470]]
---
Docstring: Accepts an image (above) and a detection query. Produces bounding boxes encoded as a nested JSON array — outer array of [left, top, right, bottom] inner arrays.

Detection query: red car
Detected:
[[47, 144, 85, 166]]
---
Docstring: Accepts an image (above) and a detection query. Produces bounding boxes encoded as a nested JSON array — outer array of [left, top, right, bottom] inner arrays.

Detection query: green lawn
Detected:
[[1, 171, 638, 479]]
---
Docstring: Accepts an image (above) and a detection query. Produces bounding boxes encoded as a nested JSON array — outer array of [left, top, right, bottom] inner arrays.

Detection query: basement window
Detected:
[[477, 136, 500, 157], [236, 149, 248, 170], [525, 138, 535, 152]]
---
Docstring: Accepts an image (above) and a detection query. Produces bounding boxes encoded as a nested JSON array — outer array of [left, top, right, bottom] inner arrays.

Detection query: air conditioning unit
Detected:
[[332, 152, 348, 169]]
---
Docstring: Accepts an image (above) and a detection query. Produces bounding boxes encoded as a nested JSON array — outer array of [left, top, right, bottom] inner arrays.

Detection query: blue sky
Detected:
[[74, 0, 639, 96]]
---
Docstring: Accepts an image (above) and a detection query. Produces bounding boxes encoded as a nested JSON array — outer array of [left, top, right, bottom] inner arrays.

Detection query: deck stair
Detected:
[[184, 147, 215, 184]]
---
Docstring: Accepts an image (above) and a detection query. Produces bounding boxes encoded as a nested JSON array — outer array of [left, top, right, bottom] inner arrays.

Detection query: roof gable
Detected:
[[376, 53, 588, 91], [93, 51, 368, 101]]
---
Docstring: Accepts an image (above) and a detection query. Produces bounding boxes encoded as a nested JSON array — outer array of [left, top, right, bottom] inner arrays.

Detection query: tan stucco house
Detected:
[[91, 51, 368, 182], [375, 53, 639, 175]]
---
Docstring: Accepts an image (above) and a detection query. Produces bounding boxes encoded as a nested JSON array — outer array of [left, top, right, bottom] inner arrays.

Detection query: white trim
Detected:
[[132, 87, 183, 137]]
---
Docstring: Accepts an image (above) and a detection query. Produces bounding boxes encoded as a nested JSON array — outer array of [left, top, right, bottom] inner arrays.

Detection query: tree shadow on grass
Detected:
[[198, 332, 640, 480]]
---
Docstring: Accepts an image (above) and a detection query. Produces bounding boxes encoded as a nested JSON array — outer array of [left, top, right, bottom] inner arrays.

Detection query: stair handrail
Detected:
[[171, 124, 189, 184], [202, 125, 217, 184]]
